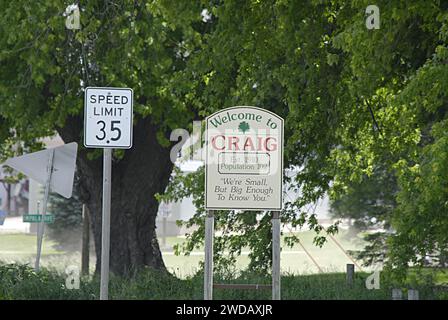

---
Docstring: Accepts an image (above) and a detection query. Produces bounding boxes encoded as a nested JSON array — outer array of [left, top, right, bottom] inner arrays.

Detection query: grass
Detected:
[[0, 234, 63, 256], [0, 230, 366, 277], [1, 263, 447, 300], [0, 231, 367, 279], [162, 229, 367, 276], [1, 228, 447, 300]]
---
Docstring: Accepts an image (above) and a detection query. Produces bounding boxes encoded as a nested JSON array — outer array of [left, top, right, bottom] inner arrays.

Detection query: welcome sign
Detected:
[[205, 106, 284, 211]]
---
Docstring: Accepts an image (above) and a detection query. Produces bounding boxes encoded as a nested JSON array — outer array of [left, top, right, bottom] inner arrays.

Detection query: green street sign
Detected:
[[23, 214, 54, 224]]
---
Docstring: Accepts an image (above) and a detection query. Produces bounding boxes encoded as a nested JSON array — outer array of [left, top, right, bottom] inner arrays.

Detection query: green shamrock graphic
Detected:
[[238, 121, 250, 133]]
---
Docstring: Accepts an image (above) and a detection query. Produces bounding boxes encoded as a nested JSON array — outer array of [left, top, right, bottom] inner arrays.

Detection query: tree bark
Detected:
[[57, 116, 173, 276], [6, 183, 11, 215]]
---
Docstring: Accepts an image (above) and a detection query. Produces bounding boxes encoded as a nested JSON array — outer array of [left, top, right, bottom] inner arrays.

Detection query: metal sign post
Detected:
[[34, 201, 40, 267], [84, 87, 133, 300], [272, 211, 281, 300], [35, 149, 55, 272], [100, 148, 112, 300], [204, 210, 214, 300]]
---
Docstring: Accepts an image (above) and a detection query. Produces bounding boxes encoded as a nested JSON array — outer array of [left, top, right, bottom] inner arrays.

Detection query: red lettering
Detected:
[[257, 136, 263, 151], [211, 135, 278, 152], [211, 135, 225, 150], [264, 137, 277, 151], [229, 136, 240, 151], [243, 137, 255, 151]]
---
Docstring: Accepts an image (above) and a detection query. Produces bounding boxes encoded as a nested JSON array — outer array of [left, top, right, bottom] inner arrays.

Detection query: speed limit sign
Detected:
[[83, 86, 134, 300], [84, 87, 133, 149]]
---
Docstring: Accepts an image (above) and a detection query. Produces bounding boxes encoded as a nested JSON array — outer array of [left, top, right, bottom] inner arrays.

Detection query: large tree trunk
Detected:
[[58, 116, 174, 276]]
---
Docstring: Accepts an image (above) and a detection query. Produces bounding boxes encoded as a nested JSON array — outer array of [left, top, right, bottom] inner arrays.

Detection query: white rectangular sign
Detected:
[[205, 106, 284, 211], [84, 87, 133, 149]]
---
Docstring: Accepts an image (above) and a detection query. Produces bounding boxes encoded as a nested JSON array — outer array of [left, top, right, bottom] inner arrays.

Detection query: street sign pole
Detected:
[[84, 87, 133, 301], [100, 148, 112, 300], [35, 148, 55, 272], [272, 211, 281, 300], [204, 210, 214, 300], [34, 201, 40, 267]]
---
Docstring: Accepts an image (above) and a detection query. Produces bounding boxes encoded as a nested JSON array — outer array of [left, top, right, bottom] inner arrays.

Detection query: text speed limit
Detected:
[[84, 87, 133, 149]]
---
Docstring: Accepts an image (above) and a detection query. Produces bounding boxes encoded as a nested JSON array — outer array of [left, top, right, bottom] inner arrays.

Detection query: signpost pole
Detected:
[[34, 201, 40, 267], [272, 211, 281, 300], [35, 149, 55, 272], [204, 210, 214, 300], [84, 87, 133, 300], [100, 148, 112, 300]]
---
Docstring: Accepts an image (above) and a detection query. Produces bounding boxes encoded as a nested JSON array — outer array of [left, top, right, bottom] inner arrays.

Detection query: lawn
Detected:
[[0, 262, 447, 300], [162, 229, 368, 276], [0, 230, 367, 277], [0, 234, 63, 256], [1, 231, 447, 300]]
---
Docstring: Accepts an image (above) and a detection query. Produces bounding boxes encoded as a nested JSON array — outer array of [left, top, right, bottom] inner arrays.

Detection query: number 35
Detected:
[[96, 120, 121, 141]]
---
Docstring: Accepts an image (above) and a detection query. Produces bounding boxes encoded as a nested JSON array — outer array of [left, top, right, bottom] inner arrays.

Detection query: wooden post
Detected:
[[272, 211, 281, 300], [346, 263, 355, 286], [392, 288, 402, 300], [6, 184, 11, 215], [204, 210, 214, 300], [408, 289, 419, 300], [81, 204, 90, 276]]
